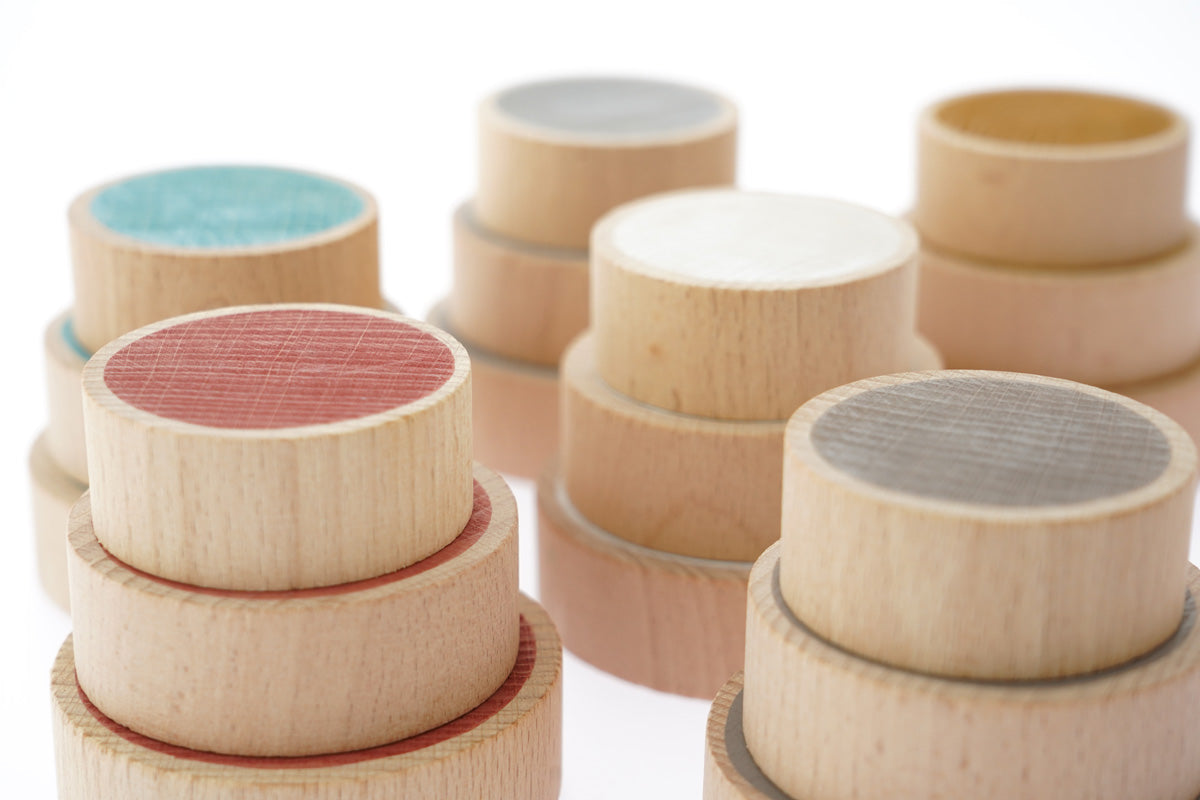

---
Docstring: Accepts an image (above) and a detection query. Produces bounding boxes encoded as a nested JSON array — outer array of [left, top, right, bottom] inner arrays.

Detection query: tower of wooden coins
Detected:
[[705, 370, 1200, 800], [32, 165, 384, 609], [51, 304, 562, 798], [914, 88, 1200, 441], [431, 76, 738, 476], [538, 188, 943, 697]]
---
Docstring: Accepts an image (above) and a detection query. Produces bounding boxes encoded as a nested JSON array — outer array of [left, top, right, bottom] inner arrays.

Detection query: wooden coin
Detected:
[[476, 76, 737, 249], [82, 304, 472, 590], [917, 227, 1200, 385], [68, 465, 518, 757], [29, 432, 84, 611], [449, 202, 589, 366], [70, 165, 381, 353], [52, 594, 561, 799], [743, 543, 1200, 800], [430, 300, 558, 479], [43, 311, 91, 484], [537, 463, 747, 698], [561, 332, 943, 561], [703, 672, 791, 800], [915, 88, 1189, 266], [783, 370, 1196, 679], [592, 189, 918, 420]]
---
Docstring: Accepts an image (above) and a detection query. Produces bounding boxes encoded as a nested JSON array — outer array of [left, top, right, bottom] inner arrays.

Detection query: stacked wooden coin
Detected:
[[432, 76, 738, 477], [538, 189, 941, 698], [705, 371, 1200, 800], [32, 165, 384, 609], [51, 304, 562, 798], [913, 89, 1200, 440]]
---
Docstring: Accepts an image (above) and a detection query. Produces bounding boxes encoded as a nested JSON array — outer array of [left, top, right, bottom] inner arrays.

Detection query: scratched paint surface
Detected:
[[104, 309, 455, 429]]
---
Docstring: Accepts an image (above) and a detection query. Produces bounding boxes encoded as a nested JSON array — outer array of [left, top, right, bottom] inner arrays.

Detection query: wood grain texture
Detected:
[[915, 88, 1189, 266], [67, 465, 518, 757], [69, 168, 382, 354], [82, 304, 473, 590], [782, 370, 1197, 680], [29, 432, 84, 612], [476, 76, 737, 249], [703, 673, 791, 800], [592, 190, 918, 420], [562, 333, 943, 561], [1116, 346, 1200, 448], [537, 464, 747, 698], [52, 594, 562, 799], [43, 312, 90, 484], [918, 227, 1200, 385], [431, 301, 559, 478], [449, 202, 588, 365], [744, 544, 1200, 800]]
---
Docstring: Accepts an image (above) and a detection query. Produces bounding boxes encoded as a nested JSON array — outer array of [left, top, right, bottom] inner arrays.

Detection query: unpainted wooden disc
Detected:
[[29, 432, 84, 612]]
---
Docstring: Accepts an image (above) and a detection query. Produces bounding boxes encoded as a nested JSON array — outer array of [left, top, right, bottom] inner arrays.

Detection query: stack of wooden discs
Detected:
[[538, 188, 942, 698], [705, 370, 1200, 800], [51, 304, 562, 799], [31, 165, 384, 610], [914, 89, 1200, 440], [431, 76, 738, 477]]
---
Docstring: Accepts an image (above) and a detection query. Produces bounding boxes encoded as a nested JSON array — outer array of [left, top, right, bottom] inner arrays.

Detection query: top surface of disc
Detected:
[[605, 191, 914, 287], [103, 308, 456, 430], [809, 375, 1172, 507], [494, 77, 726, 137], [90, 166, 365, 248]]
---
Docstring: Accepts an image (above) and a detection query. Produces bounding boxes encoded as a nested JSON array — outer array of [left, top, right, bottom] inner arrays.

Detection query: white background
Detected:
[[2, 1, 1200, 796]]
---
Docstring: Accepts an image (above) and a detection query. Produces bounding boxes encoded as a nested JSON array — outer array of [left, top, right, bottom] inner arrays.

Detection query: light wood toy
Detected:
[[29, 433, 84, 611], [540, 190, 932, 697], [69, 165, 381, 354], [43, 312, 90, 483], [705, 370, 1200, 800], [55, 304, 561, 795], [476, 76, 738, 249], [444, 76, 739, 478], [914, 88, 1188, 266]]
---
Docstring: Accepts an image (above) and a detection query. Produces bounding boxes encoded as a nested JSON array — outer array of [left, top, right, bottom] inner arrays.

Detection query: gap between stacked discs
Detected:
[[705, 370, 1200, 800], [33, 165, 386, 610], [538, 188, 940, 698], [53, 304, 561, 798], [436, 76, 738, 477]]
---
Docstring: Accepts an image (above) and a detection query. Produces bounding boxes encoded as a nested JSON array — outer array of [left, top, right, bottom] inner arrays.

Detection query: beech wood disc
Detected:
[[703, 673, 791, 800], [782, 370, 1197, 680], [43, 311, 91, 484], [537, 464, 747, 698], [743, 544, 1200, 800], [29, 432, 85, 612], [82, 304, 473, 590], [476, 76, 738, 249], [430, 300, 559, 479], [67, 465, 518, 757], [70, 165, 382, 353], [449, 202, 589, 366], [591, 189, 918, 420], [915, 88, 1189, 266], [52, 595, 562, 799]]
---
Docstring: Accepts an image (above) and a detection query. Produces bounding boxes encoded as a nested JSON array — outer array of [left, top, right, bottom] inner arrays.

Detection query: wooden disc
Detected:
[[918, 226, 1200, 385], [744, 543, 1200, 800], [783, 370, 1197, 680], [592, 189, 918, 420], [915, 89, 1189, 266], [82, 304, 472, 590], [29, 432, 84, 612], [43, 311, 91, 484], [70, 165, 382, 353], [703, 673, 791, 800], [537, 463, 747, 698], [562, 332, 943, 561], [1114, 346, 1200, 447], [430, 300, 559, 478], [476, 76, 737, 249], [68, 464, 518, 757], [52, 594, 561, 799], [449, 202, 589, 365]]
